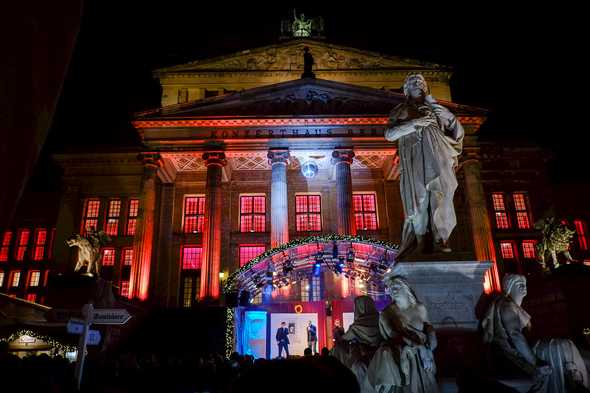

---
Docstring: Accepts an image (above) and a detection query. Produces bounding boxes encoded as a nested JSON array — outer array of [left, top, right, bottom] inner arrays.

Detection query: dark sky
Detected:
[[37, 3, 587, 187]]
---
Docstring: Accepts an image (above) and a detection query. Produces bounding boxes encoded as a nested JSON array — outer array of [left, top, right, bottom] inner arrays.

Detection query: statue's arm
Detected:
[[433, 104, 464, 142], [419, 304, 437, 350]]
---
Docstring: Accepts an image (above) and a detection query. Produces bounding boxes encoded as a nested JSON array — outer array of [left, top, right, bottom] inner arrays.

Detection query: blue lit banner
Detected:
[[243, 311, 267, 359]]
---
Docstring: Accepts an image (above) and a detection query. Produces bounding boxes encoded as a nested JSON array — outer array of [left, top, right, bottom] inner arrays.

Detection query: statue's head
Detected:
[[403, 74, 429, 100], [353, 295, 378, 319], [66, 234, 82, 247], [385, 275, 418, 309], [502, 274, 527, 302]]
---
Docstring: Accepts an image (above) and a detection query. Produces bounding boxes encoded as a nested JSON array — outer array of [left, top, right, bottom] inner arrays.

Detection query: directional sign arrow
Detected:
[[67, 319, 85, 335], [86, 330, 101, 346], [92, 308, 131, 325]]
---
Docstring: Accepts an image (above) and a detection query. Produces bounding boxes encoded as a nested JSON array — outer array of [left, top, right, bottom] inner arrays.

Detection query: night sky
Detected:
[[35, 3, 587, 188]]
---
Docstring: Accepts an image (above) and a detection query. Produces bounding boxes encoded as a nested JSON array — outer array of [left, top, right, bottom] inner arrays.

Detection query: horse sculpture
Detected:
[[66, 229, 111, 276], [536, 217, 576, 271]]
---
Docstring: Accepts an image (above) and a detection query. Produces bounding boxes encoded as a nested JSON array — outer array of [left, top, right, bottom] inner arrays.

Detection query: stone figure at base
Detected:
[[481, 274, 589, 392], [366, 275, 439, 393], [384, 74, 464, 257]]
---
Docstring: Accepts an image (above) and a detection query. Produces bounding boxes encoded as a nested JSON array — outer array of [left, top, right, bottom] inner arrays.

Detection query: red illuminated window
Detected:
[[183, 196, 205, 233], [32, 228, 47, 261], [26, 293, 37, 303], [10, 271, 21, 287], [240, 195, 266, 232], [101, 248, 116, 266], [522, 240, 537, 259], [15, 229, 30, 261], [295, 194, 322, 232], [82, 199, 101, 234], [574, 219, 588, 251], [239, 245, 265, 267], [122, 248, 133, 266], [491, 193, 510, 229], [126, 199, 139, 236], [182, 246, 202, 270], [105, 199, 121, 236], [353, 193, 378, 230], [513, 193, 531, 229], [499, 241, 516, 259], [120, 281, 129, 297], [28, 270, 41, 287], [0, 231, 12, 262]]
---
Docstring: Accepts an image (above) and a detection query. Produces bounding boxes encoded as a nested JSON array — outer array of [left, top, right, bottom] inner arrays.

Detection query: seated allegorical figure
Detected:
[[366, 275, 439, 393], [481, 273, 589, 393], [332, 295, 382, 390]]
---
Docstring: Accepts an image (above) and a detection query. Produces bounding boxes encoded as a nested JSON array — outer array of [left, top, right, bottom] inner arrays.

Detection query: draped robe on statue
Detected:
[[385, 96, 463, 254]]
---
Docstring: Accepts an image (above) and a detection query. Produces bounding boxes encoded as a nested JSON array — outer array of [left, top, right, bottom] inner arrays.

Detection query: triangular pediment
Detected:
[[154, 39, 445, 74], [136, 78, 484, 119]]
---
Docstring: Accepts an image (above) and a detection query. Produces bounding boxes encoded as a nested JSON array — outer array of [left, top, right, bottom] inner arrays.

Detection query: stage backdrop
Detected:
[[270, 313, 318, 358], [243, 310, 268, 359]]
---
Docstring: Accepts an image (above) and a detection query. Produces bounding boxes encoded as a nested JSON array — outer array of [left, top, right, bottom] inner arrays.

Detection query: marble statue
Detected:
[[535, 217, 576, 271], [66, 228, 111, 276], [385, 74, 464, 256], [482, 274, 589, 392], [366, 275, 439, 393]]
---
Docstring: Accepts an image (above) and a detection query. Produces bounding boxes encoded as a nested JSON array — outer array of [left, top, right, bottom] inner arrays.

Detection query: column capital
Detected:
[[267, 149, 290, 165], [331, 148, 355, 165], [138, 153, 162, 176], [203, 151, 227, 167]]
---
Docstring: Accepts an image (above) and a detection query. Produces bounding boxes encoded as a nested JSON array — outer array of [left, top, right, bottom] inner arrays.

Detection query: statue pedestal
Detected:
[[394, 260, 491, 330], [45, 272, 116, 309]]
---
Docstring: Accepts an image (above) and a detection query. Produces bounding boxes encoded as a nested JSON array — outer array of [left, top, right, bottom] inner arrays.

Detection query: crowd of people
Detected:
[[0, 341, 359, 393]]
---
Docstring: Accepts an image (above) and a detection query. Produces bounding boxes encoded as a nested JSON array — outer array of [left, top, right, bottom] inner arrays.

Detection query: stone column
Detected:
[[463, 159, 501, 292], [332, 149, 356, 235], [154, 182, 176, 306], [268, 149, 290, 248], [129, 153, 161, 301], [199, 151, 227, 300]]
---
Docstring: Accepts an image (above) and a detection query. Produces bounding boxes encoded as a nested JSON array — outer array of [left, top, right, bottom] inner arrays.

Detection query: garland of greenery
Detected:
[[225, 307, 234, 358], [223, 234, 399, 293], [0, 329, 76, 354]]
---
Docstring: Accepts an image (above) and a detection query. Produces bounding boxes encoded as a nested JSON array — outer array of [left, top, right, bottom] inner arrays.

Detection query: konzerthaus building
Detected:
[[4, 25, 580, 356]]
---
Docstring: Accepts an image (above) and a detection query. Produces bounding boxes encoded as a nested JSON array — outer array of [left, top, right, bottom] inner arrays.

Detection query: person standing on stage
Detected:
[[276, 321, 290, 358], [307, 320, 318, 355]]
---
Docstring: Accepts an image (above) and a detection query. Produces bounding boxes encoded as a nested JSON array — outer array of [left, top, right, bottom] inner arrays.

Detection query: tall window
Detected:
[[239, 245, 265, 267], [0, 231, 12, 262], [183, 196, 205, 233], [522, 240, 537, 259], [178, 88, 189, 104], [240, 195, 266, 232], [105, 199, 121, 236], [0, 271, 4, 287], [28, 271, 41, 287], [82, 199, 101, 233], [15, 229, 30, 261], [513, 193, 531, 229], [574, 219, 588, 251], [120, 281, 130, 297], [32, 228, 47, 261], [491, 193, 510, 229], [300, 278, 310, 302], [353, 193, 378, 231], [122, 248, 133, 266], [126, 199, 139, 236], [101, 248, 116, 266], [499, 241, 516, 259], [182, 277, 194, 307], [311, 275, 321, 301], [295, 194, 322, 232], [181, 246, 202, 270], [10, 271, 21, 287]]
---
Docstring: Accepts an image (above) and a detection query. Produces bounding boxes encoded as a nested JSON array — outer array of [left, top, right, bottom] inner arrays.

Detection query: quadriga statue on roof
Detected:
[[482, 274, 589, 392], [385, 74, 464, 257]]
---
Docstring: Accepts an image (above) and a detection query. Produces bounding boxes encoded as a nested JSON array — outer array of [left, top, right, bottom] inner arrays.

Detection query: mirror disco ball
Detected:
[[301, 160, 319, 179]]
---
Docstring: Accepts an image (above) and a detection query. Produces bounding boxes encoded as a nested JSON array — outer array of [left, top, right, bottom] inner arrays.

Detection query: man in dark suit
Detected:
[[276, 321, 290, 358]]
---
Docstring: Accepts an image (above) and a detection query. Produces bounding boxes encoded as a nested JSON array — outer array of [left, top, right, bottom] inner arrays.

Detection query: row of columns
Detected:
[[126, 149, 500, 302]]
